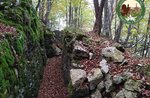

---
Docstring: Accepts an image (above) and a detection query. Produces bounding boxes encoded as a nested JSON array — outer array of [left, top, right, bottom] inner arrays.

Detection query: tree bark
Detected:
[[44, 0, 52, 26], [134, 23, 140, 53], [124, 24, 132, 47], [143, 12, 150, 57], [114, 20, 123, 42], [69, 2, 72, 26], [93, 0, 106, 35], [36, 0, 41, 12], [102, 0, 114, 38]]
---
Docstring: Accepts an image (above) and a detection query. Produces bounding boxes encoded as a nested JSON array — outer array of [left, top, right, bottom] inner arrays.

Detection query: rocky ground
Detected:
[[38, 57, 69, 98], [38, 31, 150, 98], [69, 32, 150, 98]]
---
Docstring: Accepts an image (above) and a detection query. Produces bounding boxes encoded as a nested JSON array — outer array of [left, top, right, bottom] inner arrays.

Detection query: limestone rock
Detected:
[[97, 81, 105, 91], [70, 69, 87, 87], [99, 59, 109, 74], [89, 52, 94, 60], [73, 41, 89, 60], [55, 45, 61, 55], [115, 89, 137, 98], [87, 68, 103, 90], [124, 89, 137, 98], [113, 43, 125, 53], [72, 63, 84, 69], [73, 49, 89, 60], [114, 89, 125, 98], [105, 74, 113, 92], [73, 84, 90, 98], [101, 47, 124, 62], [91, 89, 102, 98], [113, 71, 133, 84], [124, 79, 141, 92]]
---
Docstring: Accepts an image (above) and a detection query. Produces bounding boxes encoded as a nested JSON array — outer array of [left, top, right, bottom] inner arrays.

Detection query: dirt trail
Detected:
[[38, 56, 69, 98]]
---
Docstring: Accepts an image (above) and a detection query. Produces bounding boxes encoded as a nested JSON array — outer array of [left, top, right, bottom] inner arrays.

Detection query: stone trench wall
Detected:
[[62, 32, 150, 98], [0, 1, 51, 98]]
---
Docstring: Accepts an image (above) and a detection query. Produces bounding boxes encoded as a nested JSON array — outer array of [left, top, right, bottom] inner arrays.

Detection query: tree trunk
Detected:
[[124, 24, 132, 47], [102, 0, 114, 38], [143, 12, 150, 57], [78, 0, 82, 28], [66, 0, 68, 27], [74, 7, 78, 28], [69, 2, 72, 26], [114, 20, 123, 42], [142, 35, 148, 57], [36, 0, 41, 12], [93, 0, 106, 35], [44, 0, 52, 26], [103, 0, 109, 37], [145, 35, 150, 57], [39, 0, 46, 21], [134, 23, 140, 53]]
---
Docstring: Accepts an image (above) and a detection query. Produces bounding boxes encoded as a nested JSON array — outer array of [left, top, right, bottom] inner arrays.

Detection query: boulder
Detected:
[[124, 79, 141, 92], [71, 63, 84, 69], [87, 68, 103, 90], [115, 89, 137, 98], [113, 43, 125, 53], [54, 45, 62, 55], [113, 71, 133, 84], [73, 40, 90, 60], [73, 49, 89, 60], [124, 90, 137, 98], [97, 81, 105, 91], [113, 74, 123, 84], [72, 84, 90, 98], [99, 59, 109, 74], [114, 89, 125, 98], [89, 52, 94, 60], [91, 89, 102, 98], [101, 47, 124, 62], [70, 69, 87, 87], [105, 74, 113, 92]]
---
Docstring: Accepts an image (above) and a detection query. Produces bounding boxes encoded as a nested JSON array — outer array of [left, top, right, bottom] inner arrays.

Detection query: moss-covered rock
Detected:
[[0, 0, 48, 98]]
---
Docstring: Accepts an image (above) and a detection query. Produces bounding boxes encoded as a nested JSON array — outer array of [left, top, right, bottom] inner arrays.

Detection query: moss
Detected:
[[0, 1, 47, 97], [67, 81, 73, 96], [0, 39, 14, 67], [0, 39, 17, 97]]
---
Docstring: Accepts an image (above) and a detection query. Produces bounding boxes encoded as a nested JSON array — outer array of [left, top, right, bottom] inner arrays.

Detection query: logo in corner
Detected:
[[116, 0, 145, 24]]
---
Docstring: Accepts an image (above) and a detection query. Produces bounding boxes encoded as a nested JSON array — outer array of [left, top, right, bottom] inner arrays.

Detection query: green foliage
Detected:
[[49, 0, 94, 30]]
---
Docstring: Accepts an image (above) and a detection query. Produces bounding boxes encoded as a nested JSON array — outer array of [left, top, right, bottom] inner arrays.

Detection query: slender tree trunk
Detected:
[[114, 20, 123, 42], [39, 0, 45, 21], [145, 35, 150, 57], [36, 0, 41, 12], [69, 2, 72, 26], [142, 35, 148, 57], [124, 24, 132, 47], [44, 0, 52, 26], [143, 12, 150, 57], [66, 0, 68, 27], [103, 0, 114, 38], [74, 7, 78, 28], [134, 23, 140, 53], [93, 0, 106, 35], [103, 0, 109, 37], [78, 0, 82, 28]]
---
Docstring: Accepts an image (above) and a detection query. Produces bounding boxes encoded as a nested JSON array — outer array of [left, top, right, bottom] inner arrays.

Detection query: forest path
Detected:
[[38, 56, 69, 98]]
